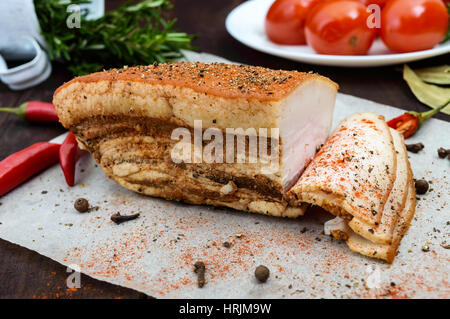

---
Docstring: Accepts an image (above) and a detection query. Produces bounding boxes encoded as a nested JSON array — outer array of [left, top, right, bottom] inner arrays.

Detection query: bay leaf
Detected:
[[414, 65, 450, 85], [403, 65, 450, 115]]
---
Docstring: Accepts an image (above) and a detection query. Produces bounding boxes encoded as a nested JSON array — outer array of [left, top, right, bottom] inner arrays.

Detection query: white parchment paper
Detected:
[[0, 52, 449, 298]]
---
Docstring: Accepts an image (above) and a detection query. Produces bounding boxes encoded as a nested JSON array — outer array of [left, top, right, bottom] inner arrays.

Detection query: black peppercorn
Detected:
[[437, 147, 449, 159], [405, 143, 424, 153], [74, 198, 89, 212], [255, 265, 270, 283], [415, 179, 429, 195]]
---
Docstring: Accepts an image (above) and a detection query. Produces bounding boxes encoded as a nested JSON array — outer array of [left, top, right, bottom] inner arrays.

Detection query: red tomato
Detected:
[[380, 0, 449, 53], [265, 0, 323, 44], [304, 0, 377, 55], [359, 0, 388, 8]]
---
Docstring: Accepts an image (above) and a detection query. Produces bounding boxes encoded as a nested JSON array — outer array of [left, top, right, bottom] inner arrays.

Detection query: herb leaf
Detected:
[[414, 65, 450, 85], [34, 0, 194, 75], [403, 65, 450, 115]]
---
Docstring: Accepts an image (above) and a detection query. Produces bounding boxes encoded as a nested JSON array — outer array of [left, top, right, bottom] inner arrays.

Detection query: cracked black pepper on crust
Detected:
[[55, 62, 337, 102]]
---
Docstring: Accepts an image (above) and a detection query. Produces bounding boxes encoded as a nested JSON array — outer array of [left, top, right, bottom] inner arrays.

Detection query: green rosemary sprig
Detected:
[[34, 0, 194, 75]]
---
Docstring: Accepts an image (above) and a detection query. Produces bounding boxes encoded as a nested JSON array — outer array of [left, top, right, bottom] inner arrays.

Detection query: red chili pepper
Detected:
[[387, 113, 419, 138], [0, 101, 58, 122], [59, 132, 80, 187], [387, 103, 449, 138], [0, 142, 60, 196]]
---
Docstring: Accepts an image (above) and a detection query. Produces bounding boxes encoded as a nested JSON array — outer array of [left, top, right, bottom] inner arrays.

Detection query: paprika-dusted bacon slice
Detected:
[[290, 114, 416, 263], [348, 129, 410, 245], [289, 112, 397, 227], [346, 182, 416, 263], [345, 131, 416, 263], [324, 180, 415, 263]]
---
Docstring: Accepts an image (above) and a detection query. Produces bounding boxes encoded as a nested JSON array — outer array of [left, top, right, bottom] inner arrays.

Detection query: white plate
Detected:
[[225, 0, 450, 67]]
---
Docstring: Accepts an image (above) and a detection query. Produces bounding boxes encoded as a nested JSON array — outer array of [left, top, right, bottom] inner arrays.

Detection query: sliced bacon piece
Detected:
[[289, 113, 397, 226], [289, 113, 415, 263], [348, 129, 410, 245]]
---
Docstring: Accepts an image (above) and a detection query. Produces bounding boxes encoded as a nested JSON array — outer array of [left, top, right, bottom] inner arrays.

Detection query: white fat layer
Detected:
[[324, 217, 348, 235], [279, 80, 337, 191]]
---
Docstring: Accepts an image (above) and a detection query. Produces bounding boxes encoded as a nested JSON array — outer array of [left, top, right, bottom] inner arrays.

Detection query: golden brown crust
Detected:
[[54, 62, 338, 102]]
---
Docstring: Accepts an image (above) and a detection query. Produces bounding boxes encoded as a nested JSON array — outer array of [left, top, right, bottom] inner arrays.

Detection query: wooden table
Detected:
[[0, 0, 448, 298]]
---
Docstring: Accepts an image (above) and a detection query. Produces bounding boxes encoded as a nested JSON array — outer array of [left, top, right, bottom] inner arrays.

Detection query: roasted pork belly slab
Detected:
[[289, 113, 416, 262], [53, 62, 338, 217]]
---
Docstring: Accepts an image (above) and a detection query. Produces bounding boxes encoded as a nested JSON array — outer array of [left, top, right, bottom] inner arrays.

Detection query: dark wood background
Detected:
[[0, 0, 448, 298]]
